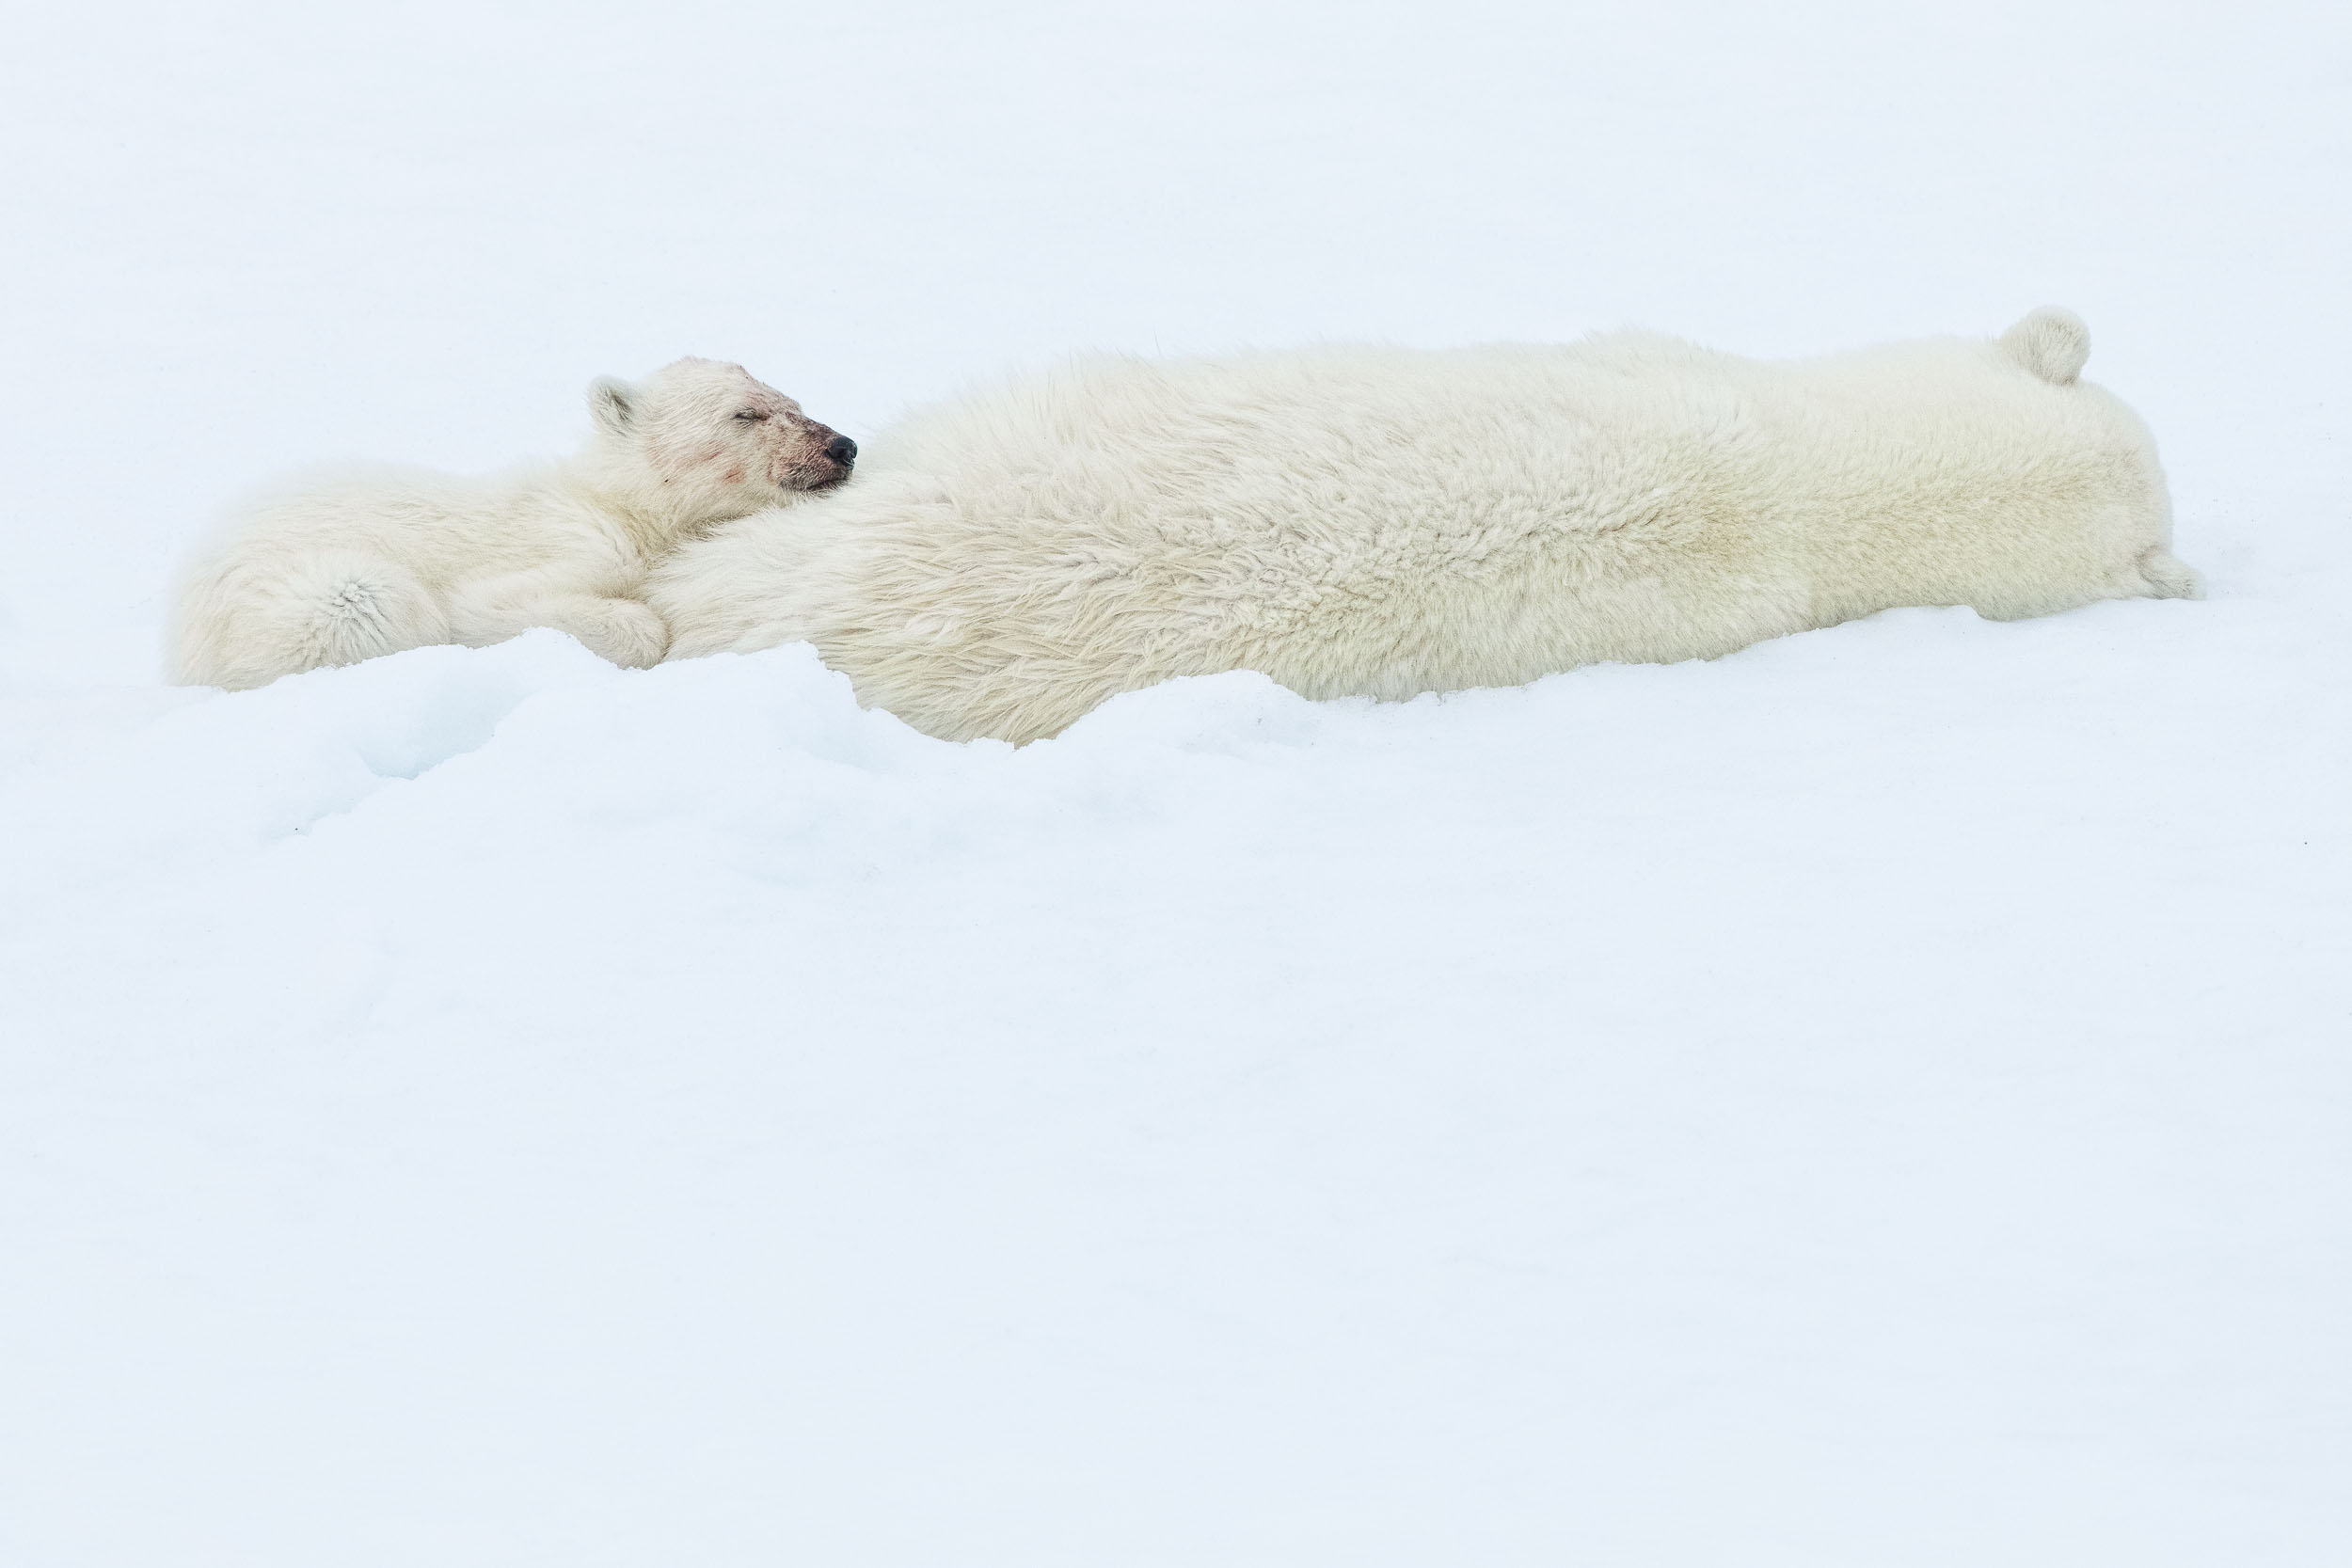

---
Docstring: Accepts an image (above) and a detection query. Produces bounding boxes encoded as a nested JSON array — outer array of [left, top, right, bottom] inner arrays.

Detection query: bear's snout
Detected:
[[785, 425, 855, 490]]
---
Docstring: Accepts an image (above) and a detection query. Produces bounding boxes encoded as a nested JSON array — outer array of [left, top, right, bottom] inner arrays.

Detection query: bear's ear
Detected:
[[588, 376, 637, 437], [1999, 307, 2090, 385]]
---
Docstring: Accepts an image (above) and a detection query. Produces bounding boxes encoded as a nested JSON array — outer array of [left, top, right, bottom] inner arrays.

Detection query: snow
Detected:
[[4, 2, 2348, 1563]]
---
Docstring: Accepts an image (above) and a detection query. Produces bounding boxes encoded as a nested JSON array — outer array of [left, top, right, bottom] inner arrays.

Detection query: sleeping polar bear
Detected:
[[171, 357, 856, 689], [650, 309, 2200, 744]]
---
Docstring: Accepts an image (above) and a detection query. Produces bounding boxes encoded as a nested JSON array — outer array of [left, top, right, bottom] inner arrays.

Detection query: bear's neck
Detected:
[[563, 456, 747, 559]]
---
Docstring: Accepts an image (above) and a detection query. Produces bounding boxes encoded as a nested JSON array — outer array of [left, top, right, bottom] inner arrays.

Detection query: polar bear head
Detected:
[[585, 356, 855, 531]]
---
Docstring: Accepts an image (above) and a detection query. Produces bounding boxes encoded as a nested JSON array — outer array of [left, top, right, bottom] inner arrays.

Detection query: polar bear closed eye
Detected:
[[169, 356, 855, 690]]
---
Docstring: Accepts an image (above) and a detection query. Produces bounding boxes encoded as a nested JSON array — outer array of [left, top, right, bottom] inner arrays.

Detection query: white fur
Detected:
[[651, 309, 2201, 744], [170, 358, 852, 689]]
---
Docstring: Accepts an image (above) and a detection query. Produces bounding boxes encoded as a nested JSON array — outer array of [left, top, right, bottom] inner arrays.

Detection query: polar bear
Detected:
[[649, 309, 2200, 743], [170, 357, 856, 689]]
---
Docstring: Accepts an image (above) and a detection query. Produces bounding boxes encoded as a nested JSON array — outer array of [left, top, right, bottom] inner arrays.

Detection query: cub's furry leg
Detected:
[[171, 547, 446, 689], [444, 572, 670, 668]]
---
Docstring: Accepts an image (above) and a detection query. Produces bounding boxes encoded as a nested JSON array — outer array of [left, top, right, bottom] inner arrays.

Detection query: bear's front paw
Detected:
[[574, 598, 670, 668]]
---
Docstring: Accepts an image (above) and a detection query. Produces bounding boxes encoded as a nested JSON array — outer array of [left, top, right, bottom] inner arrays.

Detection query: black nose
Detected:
[[825, 435, 857, 466]]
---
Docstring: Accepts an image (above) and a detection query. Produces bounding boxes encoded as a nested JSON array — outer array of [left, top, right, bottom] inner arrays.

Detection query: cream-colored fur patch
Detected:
[[171, 358, 851, 689], [652, 313, 2199, 743]]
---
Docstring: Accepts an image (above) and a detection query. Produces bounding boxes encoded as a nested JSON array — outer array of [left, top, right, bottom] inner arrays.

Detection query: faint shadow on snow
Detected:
[[1045, 669, 1337, 755], [246, 634, 623, 838], [0, 594, 2247, 895], [0, 631, 623, 866]]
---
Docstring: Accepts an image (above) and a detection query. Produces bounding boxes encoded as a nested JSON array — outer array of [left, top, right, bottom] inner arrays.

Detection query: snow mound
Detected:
[[4, 595, 2346, 1565]]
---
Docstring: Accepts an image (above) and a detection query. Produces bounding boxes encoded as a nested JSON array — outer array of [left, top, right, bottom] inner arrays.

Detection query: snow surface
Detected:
[[4, 2, 2348, 1564]]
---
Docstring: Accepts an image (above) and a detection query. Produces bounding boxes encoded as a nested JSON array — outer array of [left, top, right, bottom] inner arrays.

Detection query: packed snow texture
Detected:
[[3, 3, 2347, 1565]]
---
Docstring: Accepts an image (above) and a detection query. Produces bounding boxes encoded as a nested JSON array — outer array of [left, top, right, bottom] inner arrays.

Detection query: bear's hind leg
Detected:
[[173, 549, 446, 689], [299, 558, 445, 668], [2137, 546, 2205, 601]]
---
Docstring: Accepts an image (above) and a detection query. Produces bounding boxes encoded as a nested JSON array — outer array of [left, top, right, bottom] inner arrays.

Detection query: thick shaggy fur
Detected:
[[651, 310, 2201, 743], [171, 358, 853, 689]]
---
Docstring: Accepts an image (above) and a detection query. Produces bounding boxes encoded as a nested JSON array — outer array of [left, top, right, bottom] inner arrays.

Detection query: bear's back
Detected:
[[660, 327, 2181, 744]]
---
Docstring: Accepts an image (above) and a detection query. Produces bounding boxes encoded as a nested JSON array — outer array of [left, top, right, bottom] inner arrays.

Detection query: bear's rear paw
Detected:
[[2138, 547, 2204, 601]]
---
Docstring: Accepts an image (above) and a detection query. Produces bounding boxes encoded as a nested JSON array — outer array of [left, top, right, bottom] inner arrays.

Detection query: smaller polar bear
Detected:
[[170, 358, 856, 689], [651, 308, 2202, 745]]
